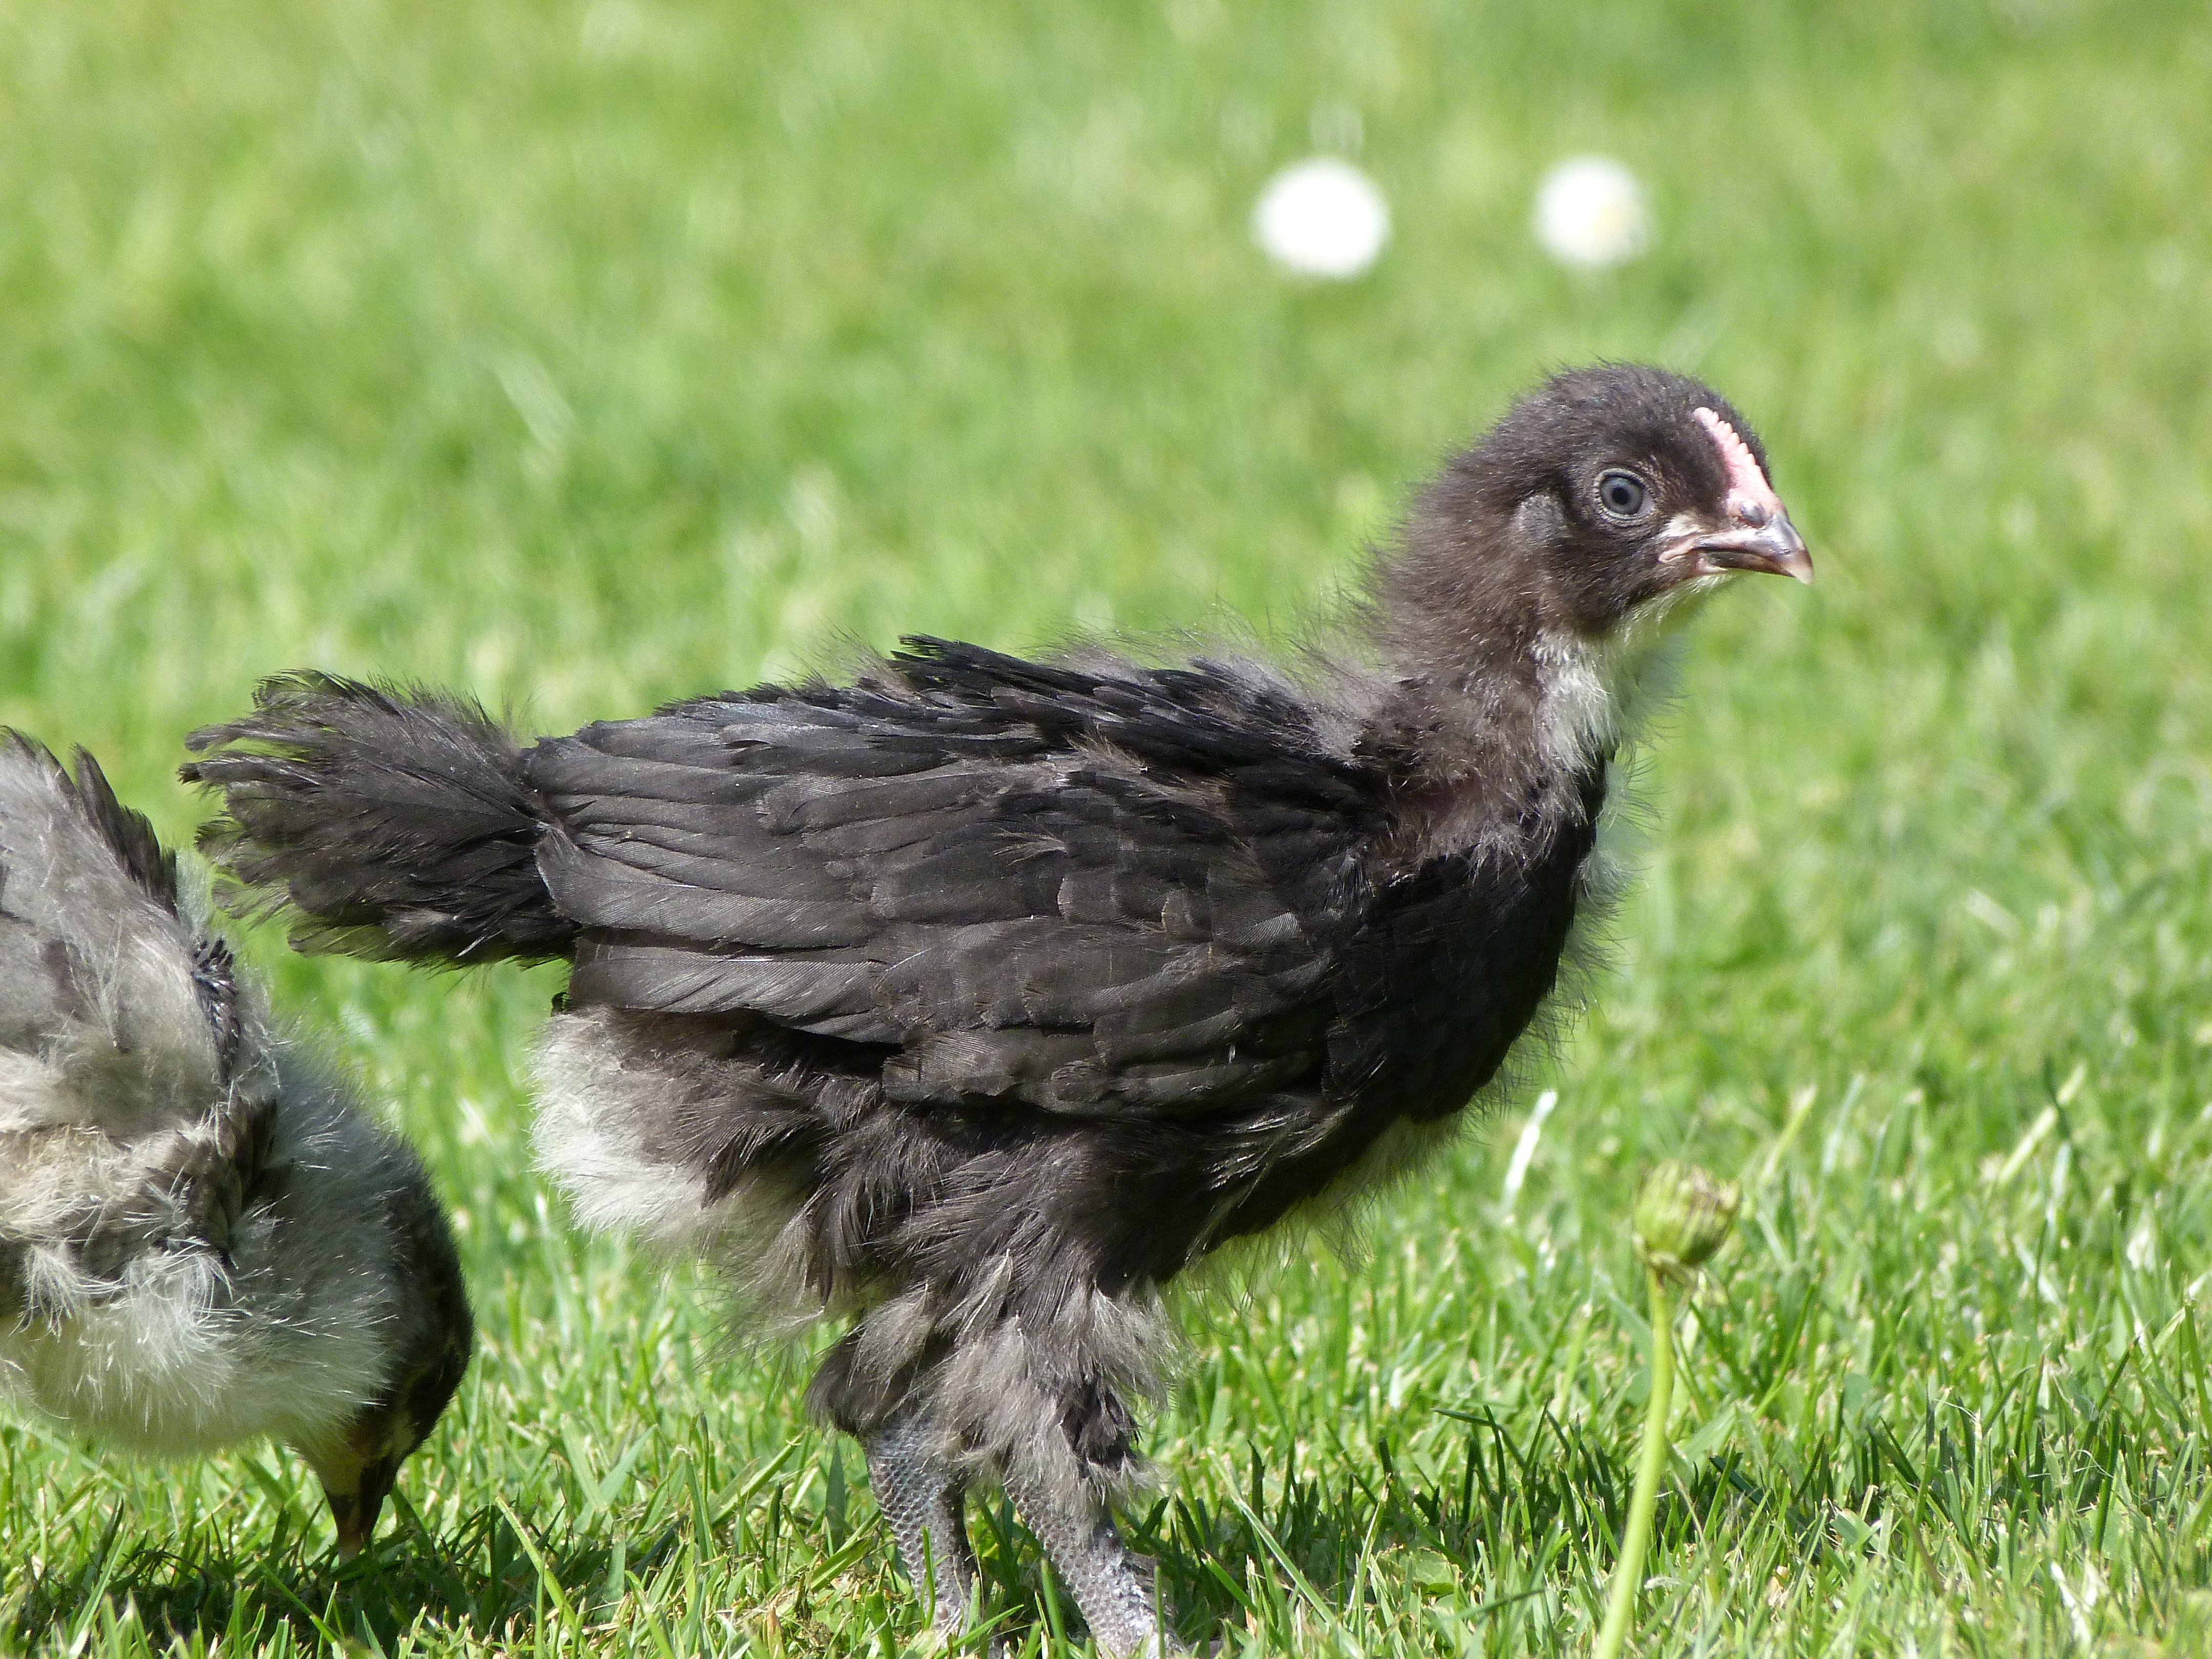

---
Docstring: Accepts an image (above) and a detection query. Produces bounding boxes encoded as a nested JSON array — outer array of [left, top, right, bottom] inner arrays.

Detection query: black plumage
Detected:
[[184, 364, 1810, 1652]]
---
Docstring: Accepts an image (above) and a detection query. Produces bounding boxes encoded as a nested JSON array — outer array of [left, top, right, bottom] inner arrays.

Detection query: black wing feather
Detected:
[[531, 641, 1385, 1117]]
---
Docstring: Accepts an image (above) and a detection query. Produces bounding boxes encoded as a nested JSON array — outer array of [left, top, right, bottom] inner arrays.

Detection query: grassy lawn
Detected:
[[5, 0, 2212, 1652]]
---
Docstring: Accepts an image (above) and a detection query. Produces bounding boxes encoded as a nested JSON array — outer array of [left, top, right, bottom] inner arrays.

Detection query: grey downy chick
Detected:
[[0, 735, 471, 1558]]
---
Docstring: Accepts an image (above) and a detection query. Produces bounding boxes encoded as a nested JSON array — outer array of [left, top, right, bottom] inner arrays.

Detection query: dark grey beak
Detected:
[[323, 1453, 403, 1561], [1693, 510, 1813, 584]]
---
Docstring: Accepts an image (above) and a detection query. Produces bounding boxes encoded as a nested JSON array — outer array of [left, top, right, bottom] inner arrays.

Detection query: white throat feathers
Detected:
[[1530, 619, 1685, 781]]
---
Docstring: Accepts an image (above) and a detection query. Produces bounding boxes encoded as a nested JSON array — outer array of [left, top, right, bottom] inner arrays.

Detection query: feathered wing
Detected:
[[528, 639, 1389, 1118], [0, 735, 268, 1336], [0, 737, 240, 1132]]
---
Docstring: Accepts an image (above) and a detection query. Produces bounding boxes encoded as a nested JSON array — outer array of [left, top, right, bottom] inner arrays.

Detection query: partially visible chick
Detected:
[[0, 735, 471, 1558]]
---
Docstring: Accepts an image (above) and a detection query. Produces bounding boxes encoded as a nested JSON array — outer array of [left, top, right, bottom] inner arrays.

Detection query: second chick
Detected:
[[0, 735, 471, 1557]]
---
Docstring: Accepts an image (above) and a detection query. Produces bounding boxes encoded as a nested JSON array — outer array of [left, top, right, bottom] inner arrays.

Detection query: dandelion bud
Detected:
[[1632, 1160, 1738, 1280]]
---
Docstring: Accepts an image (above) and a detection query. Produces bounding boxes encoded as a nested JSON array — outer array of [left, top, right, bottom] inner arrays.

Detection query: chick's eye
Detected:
[[1597, 471, 1649, 519]]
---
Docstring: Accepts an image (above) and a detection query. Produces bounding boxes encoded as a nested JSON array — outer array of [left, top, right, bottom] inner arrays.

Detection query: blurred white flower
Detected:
[[1253, 158, 1389, 279], [1533, 156, 1651, 268]]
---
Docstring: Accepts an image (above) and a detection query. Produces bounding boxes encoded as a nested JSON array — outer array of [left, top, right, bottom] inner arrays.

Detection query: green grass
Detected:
[[4, 0, 2212, 1651]]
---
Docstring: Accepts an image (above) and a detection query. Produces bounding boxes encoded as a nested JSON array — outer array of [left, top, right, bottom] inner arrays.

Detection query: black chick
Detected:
[[0, 736, 471, 1559], [184, 364, 1809, 1651]]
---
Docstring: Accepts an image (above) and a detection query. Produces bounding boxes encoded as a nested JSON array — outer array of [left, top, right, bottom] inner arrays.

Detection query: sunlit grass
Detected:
[[5, 0, 2212, 1651]]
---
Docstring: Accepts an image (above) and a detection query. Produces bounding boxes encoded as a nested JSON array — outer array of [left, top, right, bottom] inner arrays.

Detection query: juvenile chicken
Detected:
[[0, 736, 471, 1558], [186, 364, 1808, 1649]]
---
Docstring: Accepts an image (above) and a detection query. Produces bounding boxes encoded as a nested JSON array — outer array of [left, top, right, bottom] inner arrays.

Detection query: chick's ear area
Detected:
[[383, 1141, 477, 1435], [1512, 492, 1569, 544], [401, 1322, 473, 1453]]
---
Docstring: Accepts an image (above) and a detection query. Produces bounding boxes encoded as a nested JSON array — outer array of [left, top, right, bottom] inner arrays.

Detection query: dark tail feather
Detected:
[[182, 673, 575, 966]]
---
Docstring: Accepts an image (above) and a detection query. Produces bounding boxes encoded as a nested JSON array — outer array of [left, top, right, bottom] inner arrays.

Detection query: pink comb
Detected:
[[1693, 407, 1783, 525]]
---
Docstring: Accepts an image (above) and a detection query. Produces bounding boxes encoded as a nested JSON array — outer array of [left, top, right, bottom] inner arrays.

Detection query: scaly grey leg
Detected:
[[865, 1412, 984, 1640], [1004, 1471, 1181, 1656]]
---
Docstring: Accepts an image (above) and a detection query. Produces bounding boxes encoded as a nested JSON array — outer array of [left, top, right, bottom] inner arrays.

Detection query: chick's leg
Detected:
[[864, 1410, 981, 1635], [1004, 1471, 1177, 1656]]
